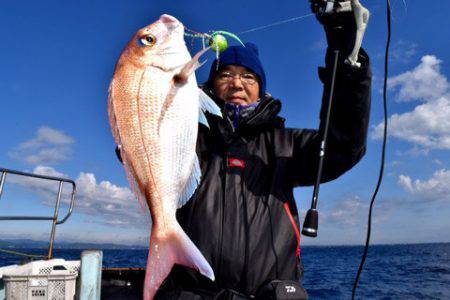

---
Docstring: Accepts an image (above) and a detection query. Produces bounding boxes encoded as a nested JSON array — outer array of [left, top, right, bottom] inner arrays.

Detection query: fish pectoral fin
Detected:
[[157, 86, 178, 135], [199, 89, 222, 117], [173, 47, 210, 86], [198, 88, 222, 128], [158, 47, 213, 135], [143, 224, 215, 299]]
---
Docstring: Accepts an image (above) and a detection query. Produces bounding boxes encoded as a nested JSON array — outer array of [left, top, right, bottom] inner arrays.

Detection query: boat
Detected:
[[0, 167, 145, 300]]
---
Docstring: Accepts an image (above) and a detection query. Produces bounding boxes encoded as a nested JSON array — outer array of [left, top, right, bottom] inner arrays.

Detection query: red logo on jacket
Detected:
[[228, 158, 246, 168]]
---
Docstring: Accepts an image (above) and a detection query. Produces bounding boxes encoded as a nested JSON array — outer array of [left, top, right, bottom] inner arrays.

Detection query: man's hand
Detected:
[[310, 0, 357, 61], [310, 0, 370, 67]]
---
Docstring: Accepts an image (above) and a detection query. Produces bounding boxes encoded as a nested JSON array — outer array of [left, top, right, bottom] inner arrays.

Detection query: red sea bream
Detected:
[[108, 14, 219, 300]]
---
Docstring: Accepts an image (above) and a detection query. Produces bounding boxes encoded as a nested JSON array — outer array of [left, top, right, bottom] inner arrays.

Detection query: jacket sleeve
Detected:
[[290, 48, 372, 187]]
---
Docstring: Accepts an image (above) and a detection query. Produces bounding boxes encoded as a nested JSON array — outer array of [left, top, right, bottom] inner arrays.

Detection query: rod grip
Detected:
[[302, 209, 318, 237]]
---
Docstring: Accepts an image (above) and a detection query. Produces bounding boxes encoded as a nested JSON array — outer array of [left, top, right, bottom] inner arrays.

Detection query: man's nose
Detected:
[[230, 76, 244, 88]]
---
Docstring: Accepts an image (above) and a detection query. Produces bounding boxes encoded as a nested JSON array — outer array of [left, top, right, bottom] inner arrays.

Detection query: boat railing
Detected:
[[0, 167, 76, 259]]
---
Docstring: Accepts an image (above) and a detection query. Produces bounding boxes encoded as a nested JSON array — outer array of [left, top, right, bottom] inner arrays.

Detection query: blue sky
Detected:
[[0, 0, 449, 247]]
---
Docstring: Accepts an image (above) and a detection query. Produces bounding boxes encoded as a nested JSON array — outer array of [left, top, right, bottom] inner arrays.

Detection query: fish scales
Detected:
[[112, 65, 197, 219]]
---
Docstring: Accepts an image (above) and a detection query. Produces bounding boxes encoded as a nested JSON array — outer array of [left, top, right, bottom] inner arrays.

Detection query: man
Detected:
[[126, 7, 371, 300]]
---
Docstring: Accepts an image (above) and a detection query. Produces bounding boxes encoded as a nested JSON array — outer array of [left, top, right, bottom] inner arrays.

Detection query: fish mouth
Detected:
[[160, 14, 179, 23], [159, 14, 182, 29]]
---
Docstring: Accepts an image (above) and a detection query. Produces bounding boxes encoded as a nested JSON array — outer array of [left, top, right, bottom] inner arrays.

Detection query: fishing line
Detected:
[[183, 12, 314, 71], [352, 0, 391, 299], [185, 12, 314, 43], [401, 0, 408, 14], [237, 13, 315, 35]]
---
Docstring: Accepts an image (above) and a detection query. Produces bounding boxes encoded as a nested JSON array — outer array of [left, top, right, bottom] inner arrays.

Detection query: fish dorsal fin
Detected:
[[198, 88, 222, 128]]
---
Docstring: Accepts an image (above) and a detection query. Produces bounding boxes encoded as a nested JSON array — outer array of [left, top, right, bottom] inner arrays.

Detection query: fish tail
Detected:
[[143, 223, 215, 300]]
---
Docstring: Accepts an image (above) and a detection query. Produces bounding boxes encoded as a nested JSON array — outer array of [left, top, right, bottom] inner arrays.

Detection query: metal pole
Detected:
[[0, 216, 54, 221], [48, 180, 64, 259], [56, 181, 76, 225], [0, 171, 6, 199], [302, 50, 340, 237]]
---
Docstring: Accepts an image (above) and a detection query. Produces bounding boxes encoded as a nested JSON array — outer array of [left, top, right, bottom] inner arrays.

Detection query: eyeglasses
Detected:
[[215, 71, 258, 85]]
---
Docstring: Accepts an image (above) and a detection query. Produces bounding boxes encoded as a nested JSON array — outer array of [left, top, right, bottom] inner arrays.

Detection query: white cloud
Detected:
[[398, 175, 413, 192], [9, 126, 74, 165], [433, 159, 443, 165], [18, 126, 74, 149], [74, 172, 146, 223], [6, 165, 67, 195], [10, 166, 148, 227], [372, 55, 450, 151], [322, 195, 391, 226], [398, 169, 450, 202], [373, 96, 450, 149], [391, 40, 418, 64], [388, 160, 403, 167], [325, 196, 366, 225], [388, 55, 448, 102], [23, 148, 72, 165]]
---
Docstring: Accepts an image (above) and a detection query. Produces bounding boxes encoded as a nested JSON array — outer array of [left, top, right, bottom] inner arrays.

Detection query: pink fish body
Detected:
[[108, 14, 218, 299]]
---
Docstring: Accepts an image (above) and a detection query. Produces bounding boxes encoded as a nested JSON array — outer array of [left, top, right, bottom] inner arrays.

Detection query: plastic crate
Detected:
[[1, 259, 80, 300]]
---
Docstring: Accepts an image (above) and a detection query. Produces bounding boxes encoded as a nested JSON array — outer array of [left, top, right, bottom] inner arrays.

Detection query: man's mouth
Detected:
[[227, 96, 246, 101]]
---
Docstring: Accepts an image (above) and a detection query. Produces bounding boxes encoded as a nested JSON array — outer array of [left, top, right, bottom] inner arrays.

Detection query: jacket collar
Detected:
[[201, 85, 284, 130], [201, 87, 285, 146]]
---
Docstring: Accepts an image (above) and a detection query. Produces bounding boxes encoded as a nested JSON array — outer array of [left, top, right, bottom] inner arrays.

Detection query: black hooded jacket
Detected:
[[138, 50, 371, 299]]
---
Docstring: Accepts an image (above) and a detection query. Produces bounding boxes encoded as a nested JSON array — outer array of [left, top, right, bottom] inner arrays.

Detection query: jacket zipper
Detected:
[[217, 152, 228, 285], [241, 177, 249, 290]]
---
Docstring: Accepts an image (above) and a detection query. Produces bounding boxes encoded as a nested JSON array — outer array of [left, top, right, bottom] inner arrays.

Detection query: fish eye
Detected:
[[139, 34, 156, 47]]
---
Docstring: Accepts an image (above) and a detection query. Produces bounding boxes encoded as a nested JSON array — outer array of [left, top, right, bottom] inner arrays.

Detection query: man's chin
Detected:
[[226, 98, 247, 105]]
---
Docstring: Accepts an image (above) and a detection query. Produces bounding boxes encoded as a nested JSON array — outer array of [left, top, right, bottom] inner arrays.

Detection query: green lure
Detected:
[[209, 34, 228, 52], [183, 28, 244, 70], [208, 31, 245, 53]]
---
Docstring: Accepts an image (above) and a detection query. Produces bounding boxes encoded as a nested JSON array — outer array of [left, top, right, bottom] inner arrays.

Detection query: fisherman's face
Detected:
[[212, 65, 261, 105]]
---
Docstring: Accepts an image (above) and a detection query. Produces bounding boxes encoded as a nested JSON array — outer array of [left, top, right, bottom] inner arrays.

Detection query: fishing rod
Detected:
[[301, 1, 392, 298], [302, 0, 370, 237]]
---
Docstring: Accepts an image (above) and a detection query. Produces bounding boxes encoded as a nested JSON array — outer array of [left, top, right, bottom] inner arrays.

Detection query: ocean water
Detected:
[[1, 243, 449, 299]]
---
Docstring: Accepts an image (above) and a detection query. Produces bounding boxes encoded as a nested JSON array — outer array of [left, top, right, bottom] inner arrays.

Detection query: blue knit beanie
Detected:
[[207, 42, 266, 99]]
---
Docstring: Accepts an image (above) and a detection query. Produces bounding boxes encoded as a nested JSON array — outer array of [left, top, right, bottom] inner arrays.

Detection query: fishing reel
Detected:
[[310, 0, 353, 15], [310, 0, 370, 67]]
